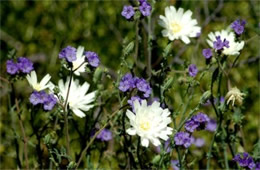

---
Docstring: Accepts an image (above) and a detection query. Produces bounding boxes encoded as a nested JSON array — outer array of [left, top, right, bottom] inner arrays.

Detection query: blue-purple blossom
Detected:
[[171, 160, 180, 170], [139, 2, 152, 16], [127, 96, 141, 111], [29, 91, 48, 105], [59, 46, 77, 62], [196, 32, 201, 38], [233, 152, 256, 169], [256, 162, 260, 170], [206, 119, 217, 132], [17, 57, 34, 74], [84, 51, 100, 67], [202, 48, 212, 59], [185, 112, 210, 132], [193, 138, 205, 147], [213, 36, 224, 50], [185, 119, 199, 133], [188, 64, 198, 77], [6, 60, 19, 75], [96, 129, 113, 141], [121, 5, 135, 20], [174, 132, 192, 148], [43, 94, 57, 111], [136, 78, 152, 98], [193, 112, 210, 123], [231, 19, 246, 35], [119, 73, 134, 92]]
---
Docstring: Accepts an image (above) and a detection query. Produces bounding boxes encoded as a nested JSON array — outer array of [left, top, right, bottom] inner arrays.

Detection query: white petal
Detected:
[[181, 36, 190, 44], [126, 110, 135, 122], [126, 128, 136, 135], [141, 138, 149, 147], [72, 108, 86, 118], [76, 46, 84, 59], [40, 74, 51, 87]]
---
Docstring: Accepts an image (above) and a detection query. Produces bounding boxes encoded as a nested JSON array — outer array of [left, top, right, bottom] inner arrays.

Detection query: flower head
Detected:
[[126, 100, 173, 147], [207, 30, 244, 55], [121, 5, 135, 20], [188, 64, 198, 77], [185, 112, 210, 132], [174, 132, 192, 148], [96, 129, 113, 141], [119, 73, 135, 92], [202, 48, 212, 59], [171, 160, 180, 170], [127, 96, 142, 111], [6, 60, 19, 75], [70, 46, 87, 75], [43, 94, 57, 111], [59, 46, 77, 62], [206, 119, 217, 132], [85, 51, 100, 68], [26, 71, 52, 91], [225, 87, 245, 106], [58, 78, 96, 118], [139, 2, 152, 16], [135, 78, 152, 98], [231, 19, 246, 35], [29, 91, 48, 105], [17, 57, 34, 74], [193, 138, 205, 147], [233, 152, 256, 169], [185, 119, 199, 133], [159, 6, 201, 44]]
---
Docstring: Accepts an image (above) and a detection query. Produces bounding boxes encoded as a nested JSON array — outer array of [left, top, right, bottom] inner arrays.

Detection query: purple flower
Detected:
[[59, 46, 77, 62], [185, 119, 200, 133], [171, 160, 180, 170], [96, 129, 113, 141], [196, 32, 201, 38], [139, 2, 152, 16], [119, 73, 134, 92], [193, 112, 210, 123], [138, 0, 147, 4], [202, 48, 212, 59], [136, 78, 151, 98], [43, 94, 57, 111], [17, 57, 34, 74], [206, 119, 217, 132], [193, 138, 205, 147], [188, 64, 198, 77], [223, 39, 230, 48], [84, 51, 100, 67], [128, 96, 141, 111], [213, 36, 224, 50], [231, 19, 246, 35], [6, 60, 19, 75], [174, 132, 192, 148], [233, 152, 255, 169], [255, 162, 260, 170], [29, 91, 48, 105], [121, 5, 135, 20]]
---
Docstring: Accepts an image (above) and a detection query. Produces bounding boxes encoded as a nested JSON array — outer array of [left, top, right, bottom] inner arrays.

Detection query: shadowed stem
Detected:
[[137, 137, 143, 169], [15, 99, 29, 169], [75, 104, 128, 169]]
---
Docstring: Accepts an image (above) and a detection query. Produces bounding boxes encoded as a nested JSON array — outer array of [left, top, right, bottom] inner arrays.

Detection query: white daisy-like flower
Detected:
[[159, 6, 201, 44], [58, 78, 96, 118], [26, 70, 52, 91], [126, 100, 173, 147], [67, 46, 87, 76], [225, 87, 245, 106], [207, 30, 245, 56]]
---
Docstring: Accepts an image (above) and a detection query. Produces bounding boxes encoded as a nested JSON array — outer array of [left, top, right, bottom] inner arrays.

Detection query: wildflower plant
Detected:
[[1, 1, 259, 169]]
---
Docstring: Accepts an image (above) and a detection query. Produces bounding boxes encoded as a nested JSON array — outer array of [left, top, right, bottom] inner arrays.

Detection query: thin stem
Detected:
[[15, 99, 29, 169], [176, 147, 183, 169], [73, 61, 86, 73], [75, 104, 128, 169], [137, 137, 143, 169], [134, 19, 139, 65]]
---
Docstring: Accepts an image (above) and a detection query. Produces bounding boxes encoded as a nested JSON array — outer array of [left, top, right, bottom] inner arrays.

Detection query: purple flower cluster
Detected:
[[84, 51, 100, 68], [121, 0, 151, 20], [205, 119, 217, 132], [233, 152, 258, 169], [127, 96, 142, 110], [174, 132, 193, 148], [6, 57, 34, 75], [213, 36, 230, 51], [119, 73, 151, 98], [185, 112, 210, 133], [188, 64, 198, 77], [231, 19, 246, 35], [96, 129, 113, 142], [171, 160, 180, 170], [202, 48, 212, 59], [29, 91, 57, 111], [59, 46, 77, 62]]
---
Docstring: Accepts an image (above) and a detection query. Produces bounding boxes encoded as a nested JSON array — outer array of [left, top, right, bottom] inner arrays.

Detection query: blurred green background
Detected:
[[0, 0, 259, 169]]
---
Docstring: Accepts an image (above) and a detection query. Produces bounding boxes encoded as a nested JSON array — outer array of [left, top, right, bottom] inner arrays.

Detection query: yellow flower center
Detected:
[[170, 21, 182, 34], [140, 121, 151, 131], [34, 83, 42, 91]]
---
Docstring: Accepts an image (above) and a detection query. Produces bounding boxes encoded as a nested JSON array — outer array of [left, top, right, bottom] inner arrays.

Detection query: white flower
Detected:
[[225, 87, 245, 106], [207, 30, 245, 55], [159, 6, 201, 44], [58, 78, 96, 118], [67, 46, 87, 76], [126, 100, 173, 147], [26, 70, 52, 91]]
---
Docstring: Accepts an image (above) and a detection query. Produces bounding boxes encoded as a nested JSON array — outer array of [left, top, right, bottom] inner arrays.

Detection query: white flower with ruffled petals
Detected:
[[207, 30, 244, 56], [58, 78, 96, 118], [67, 46, 87, 76], [26, 71, 52, 91], [159, 6, 201, 44], [126, 100, 173, 147]]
